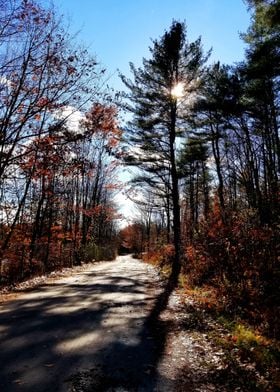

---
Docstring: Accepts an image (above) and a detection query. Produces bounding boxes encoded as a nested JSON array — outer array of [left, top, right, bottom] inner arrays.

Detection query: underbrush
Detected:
[[179, 284, 280, 390], [0, 240, 117, 287], [142, 244, 174, 278], [215, 317, 280, 390], [182, 210, 280, 337], [79, 242, 117, 262], [143, 240, 280, 391]]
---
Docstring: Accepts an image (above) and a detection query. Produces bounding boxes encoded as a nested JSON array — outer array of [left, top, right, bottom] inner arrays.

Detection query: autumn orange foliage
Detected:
[[181, 203, 280, 337]]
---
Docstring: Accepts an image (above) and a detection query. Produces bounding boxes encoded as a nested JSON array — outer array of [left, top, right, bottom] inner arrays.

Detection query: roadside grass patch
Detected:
[[177, 283, 280, 391], [213, 316, 280, 391]]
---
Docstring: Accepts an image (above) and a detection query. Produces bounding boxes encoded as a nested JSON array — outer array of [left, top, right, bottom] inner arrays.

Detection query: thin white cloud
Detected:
[[54, 105, 84, 134], [0, 76, 11, 88]]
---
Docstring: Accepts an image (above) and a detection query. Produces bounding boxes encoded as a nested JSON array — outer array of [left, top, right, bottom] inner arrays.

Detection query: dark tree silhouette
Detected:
[[121, 21, 209, 282]]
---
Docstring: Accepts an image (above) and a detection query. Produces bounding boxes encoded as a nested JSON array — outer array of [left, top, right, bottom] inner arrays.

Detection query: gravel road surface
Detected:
[[0, 255, 269, 392], [0, 256, 171, 392]]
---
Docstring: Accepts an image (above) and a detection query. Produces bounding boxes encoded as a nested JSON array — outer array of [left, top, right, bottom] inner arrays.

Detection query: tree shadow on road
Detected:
[[69, 264, 181, 391], [0, 259, 181, 392]]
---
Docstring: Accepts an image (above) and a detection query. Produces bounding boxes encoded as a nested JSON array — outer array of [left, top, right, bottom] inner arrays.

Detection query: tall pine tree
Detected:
[[121, 21, 208, 278]]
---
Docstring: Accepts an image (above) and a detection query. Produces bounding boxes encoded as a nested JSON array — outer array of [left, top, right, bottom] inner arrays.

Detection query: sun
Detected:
[[171, 82, 184, 98]]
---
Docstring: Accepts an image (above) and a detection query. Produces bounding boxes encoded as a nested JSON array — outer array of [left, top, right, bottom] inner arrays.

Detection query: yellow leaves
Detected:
[[233, 324, 270, 347]]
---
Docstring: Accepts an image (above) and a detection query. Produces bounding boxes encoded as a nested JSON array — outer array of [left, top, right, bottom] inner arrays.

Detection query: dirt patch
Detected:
[[0, 262, 96, 303]]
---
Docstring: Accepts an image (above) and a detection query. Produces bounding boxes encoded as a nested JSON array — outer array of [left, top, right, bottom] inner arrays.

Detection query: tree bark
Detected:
[[170, 101, 181, 279]]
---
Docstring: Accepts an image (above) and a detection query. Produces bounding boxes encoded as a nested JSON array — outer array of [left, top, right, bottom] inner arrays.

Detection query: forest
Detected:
[[0, 0, 279, 343], [119, 0, 280, 341], [0, 0, 122, 284]]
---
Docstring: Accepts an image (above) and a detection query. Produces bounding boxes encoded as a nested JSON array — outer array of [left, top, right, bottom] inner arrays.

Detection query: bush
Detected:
[[182, 208, 280, 337], [80, 242, 117, 262]]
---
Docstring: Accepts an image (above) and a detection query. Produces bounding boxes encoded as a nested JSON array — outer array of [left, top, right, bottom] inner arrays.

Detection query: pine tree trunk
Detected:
[[170, 102, 181, 281]]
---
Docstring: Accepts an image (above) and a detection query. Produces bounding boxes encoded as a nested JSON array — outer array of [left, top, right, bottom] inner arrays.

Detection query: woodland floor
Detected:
[[0, 256, 278, 391]]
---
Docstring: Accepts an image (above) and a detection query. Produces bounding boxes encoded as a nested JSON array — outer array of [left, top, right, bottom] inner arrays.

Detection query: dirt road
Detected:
[[0, 256, 173, 391], [0, 255, 271, 392]]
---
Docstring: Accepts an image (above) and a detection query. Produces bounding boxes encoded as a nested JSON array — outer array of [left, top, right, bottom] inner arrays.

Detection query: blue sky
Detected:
[[57, 0, 252, 90], [55, 0, 252, 225]]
